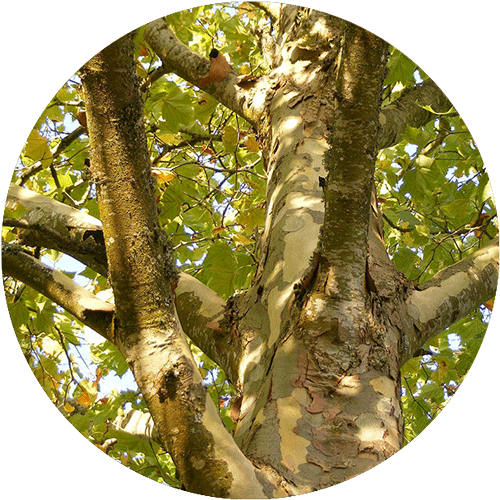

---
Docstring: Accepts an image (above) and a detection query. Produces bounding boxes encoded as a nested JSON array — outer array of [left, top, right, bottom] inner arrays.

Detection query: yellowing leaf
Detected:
[[77, 391, 91, 408], [245, 135, 260, 152], [41, 336, 63, 357], [152, 169, 177, 184], [415, 155, 434, 168], [223, 126, 238, 150], [233, 233, 253, 246], [480, 179, 493, 203], [484, 300, 494, 311], [25, 129, 52, 167], [62, 402, 75, 413], [157, 132, 180, 145], [414, 224, 429, 237]]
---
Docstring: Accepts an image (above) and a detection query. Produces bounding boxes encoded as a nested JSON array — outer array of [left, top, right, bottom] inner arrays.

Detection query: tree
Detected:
[[2, 2, 498, 497]]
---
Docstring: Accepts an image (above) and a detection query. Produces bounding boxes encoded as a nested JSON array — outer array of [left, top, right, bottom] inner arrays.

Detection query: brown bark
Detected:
[[378, 79, 452, 149], [80, 33, 265, 498], [3, 5, 497, 498]]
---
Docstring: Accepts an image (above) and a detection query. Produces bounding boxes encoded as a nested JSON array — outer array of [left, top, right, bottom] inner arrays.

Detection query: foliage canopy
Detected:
[[2, 2, 496, 490]]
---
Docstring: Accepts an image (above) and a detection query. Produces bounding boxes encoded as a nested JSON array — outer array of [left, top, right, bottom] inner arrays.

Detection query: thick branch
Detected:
[[322, 23, 388, 309], [379, 79, 452, 149], [2, 242, 114, 341], [403, 238, 499, 363], [175, 272, 239, 382], [4, 183, 237, 378], [5, 183, 107, 275], [144, 18, 268, 128], [81, 33, 265, 498], [108, 408, 159, 443]]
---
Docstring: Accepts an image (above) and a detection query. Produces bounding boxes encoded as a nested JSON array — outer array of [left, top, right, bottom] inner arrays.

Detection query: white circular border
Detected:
[[1, 2, 497, 498]]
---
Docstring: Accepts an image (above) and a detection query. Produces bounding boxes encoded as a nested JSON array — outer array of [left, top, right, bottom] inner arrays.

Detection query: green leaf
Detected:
[[419, 382, 443, 401], [201, 241, 238, 298], [223, 126, 238, 150], [25, 129, 52, 167], [148, 81, 194, 133], [392, 247, 419, 276]]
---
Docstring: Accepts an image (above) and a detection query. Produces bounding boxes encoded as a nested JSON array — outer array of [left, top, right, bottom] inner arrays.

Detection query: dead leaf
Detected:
[[245, 135, 260, 152], [484, 300, 494, 311]]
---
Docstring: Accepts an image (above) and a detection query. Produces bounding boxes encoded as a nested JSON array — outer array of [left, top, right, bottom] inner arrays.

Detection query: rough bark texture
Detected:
[[80, 33, 265, 498], [3, 5, 498, 498], [226, 15, 404, 493]]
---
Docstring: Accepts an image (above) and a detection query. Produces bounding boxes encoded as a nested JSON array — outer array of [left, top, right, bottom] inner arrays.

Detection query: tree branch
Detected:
[[379, 79, 452, 149], [4, 182, 238, 381], [403, 237, 499, 363], [5, 183, 107, 275], [108, 407, 159, 443], [144, 18, 269, 128], [2, 242, 114, 341], [16, 125, 86, 186], [80, 33, 265, 497]]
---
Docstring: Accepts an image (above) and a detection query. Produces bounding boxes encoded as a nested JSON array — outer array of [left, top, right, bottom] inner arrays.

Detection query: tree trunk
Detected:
[[3, 4, 498, 498], [222, 11, 403, 493]]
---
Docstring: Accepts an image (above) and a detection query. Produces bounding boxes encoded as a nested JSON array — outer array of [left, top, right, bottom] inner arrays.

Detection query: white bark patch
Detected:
[[7, 183, 102, 228], [407, 271, 469, 325], [284, 213, 318, 283], [239, 338, 267, 384], [111, 409, 155, 440], [52, 270, 114, 312], [475, 244, 499, 269], [176, 272, 226, 319], [267, 283, 295, 346], [276, 396, 309, 473], [355, 413, 385, 442], [335, 375, 362, 396]]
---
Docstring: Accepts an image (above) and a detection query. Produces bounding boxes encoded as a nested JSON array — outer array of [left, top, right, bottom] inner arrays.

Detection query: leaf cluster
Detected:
[[3, 2, 496, 485]]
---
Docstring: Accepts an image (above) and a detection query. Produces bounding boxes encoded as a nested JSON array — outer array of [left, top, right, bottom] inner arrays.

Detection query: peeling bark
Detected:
[[404, 238, 499, 363], [3, 5, 497, 497]]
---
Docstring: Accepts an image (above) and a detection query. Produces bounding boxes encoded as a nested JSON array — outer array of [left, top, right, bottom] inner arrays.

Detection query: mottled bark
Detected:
[[229, 11, 401, 494], [5, 183, 107, 276], [4, 5, 497, 498], [4, 183, 239, 380], [80, 33, 265, 498], [404, 238, 499, 363]]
